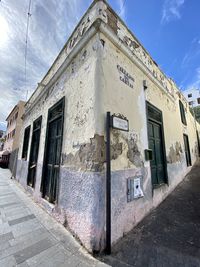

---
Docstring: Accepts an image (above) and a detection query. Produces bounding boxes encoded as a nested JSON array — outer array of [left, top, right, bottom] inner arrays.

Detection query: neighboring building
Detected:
[[16, 0, 200, 253], [4, 101, 25, 174], [0, 130, 5, 151], [183, 88, 200, 107], [0, 130, 5, 138]]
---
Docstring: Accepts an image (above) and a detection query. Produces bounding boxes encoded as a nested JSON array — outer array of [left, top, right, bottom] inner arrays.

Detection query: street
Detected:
[[102, 160, 200, 267], [1, 162, 200, 267], [0, 168, 108, 267]]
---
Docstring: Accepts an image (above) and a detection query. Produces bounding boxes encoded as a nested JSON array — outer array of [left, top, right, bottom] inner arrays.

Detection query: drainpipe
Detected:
[[106, 111, 111, 254]]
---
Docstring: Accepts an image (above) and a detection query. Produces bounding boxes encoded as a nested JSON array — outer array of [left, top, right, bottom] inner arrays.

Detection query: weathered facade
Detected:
[[3, 101, 25, 174], [183, 88, 200, 107], [4, 100, 25, 153], [16, 0, 200, 253]]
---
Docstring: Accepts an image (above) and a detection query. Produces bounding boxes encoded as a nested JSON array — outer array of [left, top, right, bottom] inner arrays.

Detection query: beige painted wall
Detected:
[[15, 0, 200, 252], [18, 35, 99, 166], [4, 101, 25, 152], [16, 34, 106, 252], [97, 31, 200, 244]]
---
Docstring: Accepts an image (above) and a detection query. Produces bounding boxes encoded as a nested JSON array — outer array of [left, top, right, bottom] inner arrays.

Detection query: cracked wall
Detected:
[[97, 31, 200, 245], [167, 142, 183, 164], [16, 34, 107, 253], [15, 0, 200, 253]]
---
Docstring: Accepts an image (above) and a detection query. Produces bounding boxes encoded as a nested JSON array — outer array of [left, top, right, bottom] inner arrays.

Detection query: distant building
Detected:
[[3, 100, 25, 175], [4, 101, 25, 152], [0, 130, 5, 138], [0, 130, 5, 151], [183, 88, 200, 107]]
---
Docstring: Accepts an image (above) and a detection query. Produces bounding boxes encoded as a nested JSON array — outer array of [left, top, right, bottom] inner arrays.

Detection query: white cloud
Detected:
[[0, 0, 91, 129], [181, 38, 200, 68], [161, 0, 185, 24], [186, 67, 200, 90], [117, 0, 126, 20]]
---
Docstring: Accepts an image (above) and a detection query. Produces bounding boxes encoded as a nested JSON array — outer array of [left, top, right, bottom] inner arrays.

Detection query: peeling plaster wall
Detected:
[[15, 0, 200, 253], [16, 34, 106, 253], [97, 32, 200, 245]]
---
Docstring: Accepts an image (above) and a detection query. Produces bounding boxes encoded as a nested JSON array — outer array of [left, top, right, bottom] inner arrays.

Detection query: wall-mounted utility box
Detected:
[[127, 176, 144, 202], [144, 149, 153, 161]]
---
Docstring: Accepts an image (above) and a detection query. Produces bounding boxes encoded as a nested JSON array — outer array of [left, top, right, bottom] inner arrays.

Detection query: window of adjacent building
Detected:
[[12, 129, 15, 137], [22, 126, 31, 160], [188, 93, 192, 98], [189, 101, 193, 106], [179, 100, 187, 125], [197, 98, 200, 104], [183, 134, 191, 166]]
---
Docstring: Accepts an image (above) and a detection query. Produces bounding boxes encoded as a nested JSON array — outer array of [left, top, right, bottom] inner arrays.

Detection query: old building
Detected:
[[0, 130, 5, 151], [183, 88, 200, 107], [16, 0, 200, 253], [0, 130, 5, 138], [4, 101, 25, 174]]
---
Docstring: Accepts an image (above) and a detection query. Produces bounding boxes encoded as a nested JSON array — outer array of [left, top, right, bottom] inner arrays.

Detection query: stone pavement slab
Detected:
[[101, 161, 200, 267], [0, 168, 109, 267]]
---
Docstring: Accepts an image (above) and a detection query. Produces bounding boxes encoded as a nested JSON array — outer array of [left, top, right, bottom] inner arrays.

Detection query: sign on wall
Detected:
[[117, 64, 134, 89], [111, 114, 129, 132], [127, 176, 144, 202]]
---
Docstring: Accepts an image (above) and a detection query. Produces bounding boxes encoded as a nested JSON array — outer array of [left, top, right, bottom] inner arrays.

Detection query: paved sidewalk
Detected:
[[0, 168, 109, 267], [102, 161, 200, 267]]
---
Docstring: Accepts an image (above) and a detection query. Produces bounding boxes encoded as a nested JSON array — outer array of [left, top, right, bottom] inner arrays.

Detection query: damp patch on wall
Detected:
[[167, 142, 183, 164]]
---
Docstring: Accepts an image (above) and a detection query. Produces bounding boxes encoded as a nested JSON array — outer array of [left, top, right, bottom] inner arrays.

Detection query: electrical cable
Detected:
[[25, 0, 32, 101]]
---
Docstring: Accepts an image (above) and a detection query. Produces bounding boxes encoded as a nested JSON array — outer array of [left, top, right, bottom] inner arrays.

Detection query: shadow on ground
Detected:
[[101, 161, 200, 267]]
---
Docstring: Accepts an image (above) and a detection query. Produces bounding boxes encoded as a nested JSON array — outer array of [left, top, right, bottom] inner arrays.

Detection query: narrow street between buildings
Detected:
[[0, 168, 108, 267], [1, 161, 200, 267], [102, 160, 200, 267]]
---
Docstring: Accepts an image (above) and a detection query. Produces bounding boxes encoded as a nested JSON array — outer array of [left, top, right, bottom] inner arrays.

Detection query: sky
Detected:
[[0, 0, 200, 130]]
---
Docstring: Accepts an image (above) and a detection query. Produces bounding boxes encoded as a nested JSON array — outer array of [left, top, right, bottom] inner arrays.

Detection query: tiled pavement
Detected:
[[0, 168, 109, 267]]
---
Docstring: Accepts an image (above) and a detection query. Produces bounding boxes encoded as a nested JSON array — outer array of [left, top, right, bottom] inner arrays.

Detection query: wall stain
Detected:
[[127, 136, 143, 167], [61, 134, 106, 172], [194, 142, 199, 158], [111, 131, 123, 160], [74, 99, 93, 127], [61, 132, 143, 171], [167, 142, 183, 163], [106, 7, 118, 34]]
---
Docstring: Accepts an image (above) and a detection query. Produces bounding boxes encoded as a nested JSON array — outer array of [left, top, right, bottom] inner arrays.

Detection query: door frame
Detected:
[[41, 97, 65, 204], [27, 116, 42, 188], [183, 134, 192, 166], [196, 131, 200, 157], [146, 101, 168, 187]]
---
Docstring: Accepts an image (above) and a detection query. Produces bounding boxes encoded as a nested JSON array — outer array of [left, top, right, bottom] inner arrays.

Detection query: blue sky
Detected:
[[0, 0, 199, 130]]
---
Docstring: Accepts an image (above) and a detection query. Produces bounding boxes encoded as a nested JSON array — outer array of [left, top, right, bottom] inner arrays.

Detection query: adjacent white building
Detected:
[[183, 88, 200, 107]]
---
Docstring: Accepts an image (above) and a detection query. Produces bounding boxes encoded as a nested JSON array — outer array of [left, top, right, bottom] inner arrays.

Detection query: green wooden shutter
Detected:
[[179, 100, 187, 125]]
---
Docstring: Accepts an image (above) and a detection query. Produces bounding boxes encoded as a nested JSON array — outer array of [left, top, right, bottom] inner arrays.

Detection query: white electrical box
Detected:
[[127, 176, 144, 202]]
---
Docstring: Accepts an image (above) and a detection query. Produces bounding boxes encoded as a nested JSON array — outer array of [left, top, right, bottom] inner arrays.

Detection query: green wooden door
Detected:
[[148, 120, 165, 185], [27, 117, 42, 188], [183, 134, 191, 166], [42, 98, 64, 204]]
